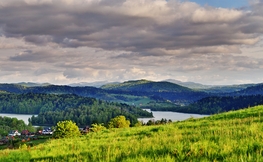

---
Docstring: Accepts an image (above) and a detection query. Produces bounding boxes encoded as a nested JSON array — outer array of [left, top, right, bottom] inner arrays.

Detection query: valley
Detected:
[[1, 80, 263, 161]]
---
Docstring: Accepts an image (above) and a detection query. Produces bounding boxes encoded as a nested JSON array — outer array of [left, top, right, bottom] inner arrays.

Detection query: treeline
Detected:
[[184, 95, 263, 114], [30, 104, 152, 127], [0, 83, 208, 104], [0, 116, 34, 136], [0, 93, 97, 114], [0, 93, 151, 117], [147, 95, 263, 115], [0, 93, 152, 126]]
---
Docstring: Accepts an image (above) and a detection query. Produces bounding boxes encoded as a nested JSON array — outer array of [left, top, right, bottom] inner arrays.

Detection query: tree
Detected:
[[108, 116, 130, 128], [53, 120, 80, 138]]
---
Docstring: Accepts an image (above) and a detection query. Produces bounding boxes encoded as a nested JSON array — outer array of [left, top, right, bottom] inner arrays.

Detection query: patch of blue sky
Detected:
[[184, 0, 248, 8]]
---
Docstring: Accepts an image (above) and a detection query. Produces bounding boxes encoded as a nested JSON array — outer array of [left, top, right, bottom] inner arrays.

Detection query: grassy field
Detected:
[[1, 105, 263, 161]]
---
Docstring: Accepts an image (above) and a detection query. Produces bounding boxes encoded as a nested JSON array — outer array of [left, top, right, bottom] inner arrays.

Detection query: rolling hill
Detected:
[[164, 79, 255, 93], [2, 105, 263, 161], [232, 83, 263, 95], [101, 79, 193, 92], [0, 81, 208, 105], [1, 81, 263, 114]]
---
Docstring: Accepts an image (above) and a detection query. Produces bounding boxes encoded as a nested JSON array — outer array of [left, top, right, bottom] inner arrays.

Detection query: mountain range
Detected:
[[0, 79, 262, 101], [1, 79, 263, 114]]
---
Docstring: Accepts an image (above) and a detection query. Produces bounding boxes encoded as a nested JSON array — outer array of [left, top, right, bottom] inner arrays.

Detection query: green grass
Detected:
[[2, 105, 263, 161]]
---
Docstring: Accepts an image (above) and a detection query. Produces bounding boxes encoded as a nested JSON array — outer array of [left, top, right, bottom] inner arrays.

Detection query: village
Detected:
[[0, 127, 53, 149]]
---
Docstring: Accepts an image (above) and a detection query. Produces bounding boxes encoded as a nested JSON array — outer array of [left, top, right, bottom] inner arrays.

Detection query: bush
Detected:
[[134, 121, 143, 127], [90, 123, 106, 133], [108, 116, 130, 128], [53, 120, 80, 138]]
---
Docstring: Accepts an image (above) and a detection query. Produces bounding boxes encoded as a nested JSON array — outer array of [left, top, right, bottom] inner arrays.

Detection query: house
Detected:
[[42, 127, 53, 135], [8, 130, 21, 136]]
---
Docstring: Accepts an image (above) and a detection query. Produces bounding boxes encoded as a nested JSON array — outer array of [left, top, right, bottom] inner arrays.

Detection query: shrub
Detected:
[[108, 116, 130, 128], [90, 123, 106, 133], [53, 120, 80, 138], [134, 121, 143, 127]]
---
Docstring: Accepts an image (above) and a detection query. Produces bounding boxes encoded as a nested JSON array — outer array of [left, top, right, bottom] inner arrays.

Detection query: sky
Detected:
[[0, 0, 263, 85], [187, 0, 248, 8]]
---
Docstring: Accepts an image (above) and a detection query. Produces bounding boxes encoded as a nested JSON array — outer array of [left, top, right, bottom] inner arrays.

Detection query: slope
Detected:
[[1, 105, 263, 161], [101, 79, 193, 92]]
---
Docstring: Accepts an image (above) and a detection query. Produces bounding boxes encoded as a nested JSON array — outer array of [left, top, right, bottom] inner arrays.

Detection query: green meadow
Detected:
[[2, 105, 263, 161]]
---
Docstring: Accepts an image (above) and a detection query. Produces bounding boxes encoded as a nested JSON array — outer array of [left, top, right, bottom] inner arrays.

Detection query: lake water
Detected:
[[0, 113, 37, 125], [138, 109, 209, 123], [0, 110, 209, 125]]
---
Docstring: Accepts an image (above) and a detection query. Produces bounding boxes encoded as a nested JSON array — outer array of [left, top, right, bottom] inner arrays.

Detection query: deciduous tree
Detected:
[[53, 120, 80, 138], [108, 116, 130, 128]]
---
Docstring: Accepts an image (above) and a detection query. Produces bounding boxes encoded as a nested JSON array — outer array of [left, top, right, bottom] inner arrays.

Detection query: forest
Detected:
[[0, 93, 152, 127], [30, 104, 148, 127], [1, 81, 263, 126], [148, 95, 263, 115]]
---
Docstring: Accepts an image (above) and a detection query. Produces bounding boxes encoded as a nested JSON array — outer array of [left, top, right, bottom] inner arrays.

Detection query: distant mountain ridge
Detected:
[[69, 81, 120, 88], [0, 80, 206, 105], [163, 79, 256, 93], [17, 82, 51, 87], [1, 80, 263, 108], [101, 79, 192, 92], [163, 79, 213, 89], [231, 83, 263, 95]]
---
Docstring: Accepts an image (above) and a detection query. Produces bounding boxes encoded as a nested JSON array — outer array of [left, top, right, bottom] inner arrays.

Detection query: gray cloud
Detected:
[[0, 0, 262, 53], [0, 0, 263, 85]]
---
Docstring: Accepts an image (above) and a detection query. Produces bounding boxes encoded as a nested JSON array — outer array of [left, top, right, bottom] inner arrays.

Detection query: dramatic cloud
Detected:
[[0, 0, 263, 84], [0, 0, 260, 51]]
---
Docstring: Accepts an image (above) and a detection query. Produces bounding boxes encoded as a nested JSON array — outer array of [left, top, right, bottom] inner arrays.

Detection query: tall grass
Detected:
[[2, 105, 263, 161]]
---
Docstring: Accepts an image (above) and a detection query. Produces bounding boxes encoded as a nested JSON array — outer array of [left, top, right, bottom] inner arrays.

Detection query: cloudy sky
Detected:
[[0, 0, 263, 85]]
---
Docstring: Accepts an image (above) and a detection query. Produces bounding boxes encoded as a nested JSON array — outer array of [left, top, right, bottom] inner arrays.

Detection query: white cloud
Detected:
[[0, 0, 263, 84], [192, 8, 243, 23]]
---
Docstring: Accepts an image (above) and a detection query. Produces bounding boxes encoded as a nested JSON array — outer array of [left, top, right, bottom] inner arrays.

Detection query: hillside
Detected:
[[101, 79, 193, 92], [0, 84, 28, 93], [1, 105, 263, 161], [2, 81, 263, 114], [164, 79, 254, 93], [184, 95, 263, 114], [0, 82, 208, 106], [69, 81, 120, 88], [201, 84, 255, 93], [0, 93, 152, 126], [101, 80, 208, 104], [164, 79, 213, 89], [16, 82, 51, 87], [233, 83, 263, 95], [0, 84, 122, 101]]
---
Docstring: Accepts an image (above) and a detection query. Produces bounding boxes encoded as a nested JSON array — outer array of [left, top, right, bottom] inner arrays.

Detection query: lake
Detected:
[[0, 113, 37, 125], [138, 109, 209, 123], [0, 110, 209, 125]]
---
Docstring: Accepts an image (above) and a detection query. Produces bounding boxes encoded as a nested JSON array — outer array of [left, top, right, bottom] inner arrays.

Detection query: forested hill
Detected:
[[0, 84, 104, 96], [101, 80, 193, 92], [231, 84, 263, 95], [2, 82, 263, 112], [101, 80, 208, 103], [205, 83, 263, 97], [0, 93, 152, 126], [0, 83, 208, 104], [182, 95, 263, 114], [0, 84, 28, 93], [0, 84, 117, 101]]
